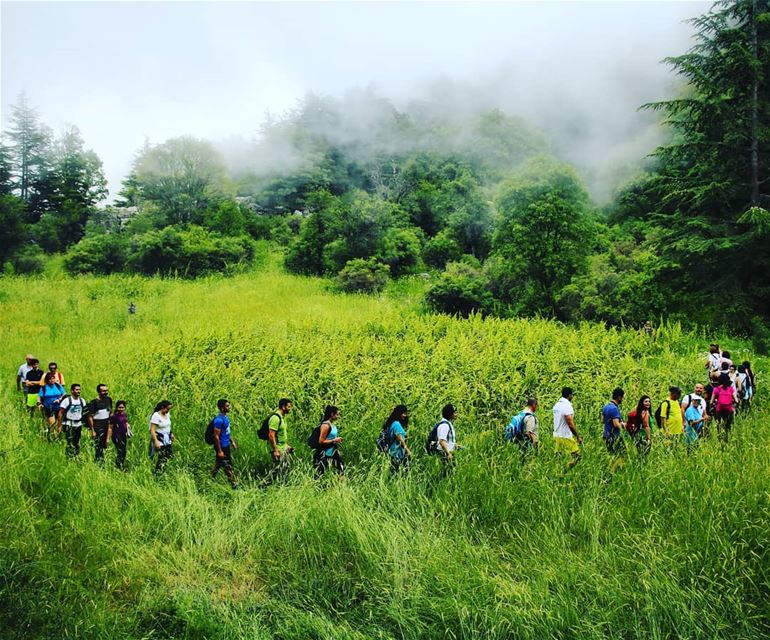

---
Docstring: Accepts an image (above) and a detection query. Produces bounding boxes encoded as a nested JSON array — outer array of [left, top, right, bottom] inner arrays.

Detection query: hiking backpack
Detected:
[[307, 422, 325, 450], [625, 409, 639, 435], [425, 419, 450, 455], [376, 426, 390, 453], [258, 412, 281, 441], [504, 411, 531, 443], [654, 400, 670, 427], [204, 417, 217, 445]]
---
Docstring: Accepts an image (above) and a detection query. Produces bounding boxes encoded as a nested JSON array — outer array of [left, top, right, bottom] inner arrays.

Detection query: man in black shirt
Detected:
[[87, 384, 113, 464]]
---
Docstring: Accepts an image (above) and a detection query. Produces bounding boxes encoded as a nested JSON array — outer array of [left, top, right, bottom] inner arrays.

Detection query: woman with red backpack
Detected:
[[626, 395, 653, 456], [710, 373, 739, 443]]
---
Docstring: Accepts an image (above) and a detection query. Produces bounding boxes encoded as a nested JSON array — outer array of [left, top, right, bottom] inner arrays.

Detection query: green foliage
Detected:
[[203, 199, 246, 236], [422, 229, 463, 270], [492, 156, 594, 316], [376, 226, 423, 277], [0, 194, 27, 262], [425, 260, 494, 316], [63, 233, 128, 275], [335, 257, 390, 294], [6, 243, 45, 274]]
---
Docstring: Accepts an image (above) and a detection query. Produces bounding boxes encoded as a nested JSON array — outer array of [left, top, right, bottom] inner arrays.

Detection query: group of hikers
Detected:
[[14, 342, 757, 488]]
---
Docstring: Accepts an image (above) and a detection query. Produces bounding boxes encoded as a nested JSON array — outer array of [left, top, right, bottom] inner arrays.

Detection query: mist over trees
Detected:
[[1, 0, 768, 341]]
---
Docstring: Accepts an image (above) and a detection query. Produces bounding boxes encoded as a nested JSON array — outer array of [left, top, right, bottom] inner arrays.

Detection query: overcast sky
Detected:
[[1, 1, 709, 201]]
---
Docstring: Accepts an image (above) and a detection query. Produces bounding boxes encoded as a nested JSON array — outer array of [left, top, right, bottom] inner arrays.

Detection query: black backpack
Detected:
[[204, 417, 217, 445], [258, 412, 281, 441], [376, 426, 390, 453], [307, 421, 325, 450], [654, 400, 670, 427], [425, 419, 449, 455]]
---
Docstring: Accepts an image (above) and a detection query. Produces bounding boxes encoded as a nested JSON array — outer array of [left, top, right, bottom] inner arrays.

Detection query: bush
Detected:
[[6, 244, 45, 275], [377, 227, 423, 277], [425, 261, 495, 317], [422, 230, 463, 270], [63, 234, 128, 275], [335, 258, 390, 294]]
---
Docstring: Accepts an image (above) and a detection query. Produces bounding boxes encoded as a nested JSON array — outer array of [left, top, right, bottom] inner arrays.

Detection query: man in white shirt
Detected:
[[16, 354, 34, 400], [553, 387, 583, 469], [435, 403, 459, 464], [681, 383, 709, 423]]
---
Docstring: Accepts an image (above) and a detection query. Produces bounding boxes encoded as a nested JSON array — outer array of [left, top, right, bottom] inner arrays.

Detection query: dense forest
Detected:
[[2, 0, 769, 344]]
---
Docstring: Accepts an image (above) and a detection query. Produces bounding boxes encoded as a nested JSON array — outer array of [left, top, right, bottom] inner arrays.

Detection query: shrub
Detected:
[[422, 230, 463, 270], [63, 234, 128, 275], [425, 261, 495, 317], [7, 244, 45, 275], [377, 227, 423, 277], [335, 258, 390, 294]]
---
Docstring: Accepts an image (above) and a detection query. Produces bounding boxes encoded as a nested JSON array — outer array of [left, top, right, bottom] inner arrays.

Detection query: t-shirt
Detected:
[[59, 395, 87, 425], [149, 411, 172, 445], [110, 412, 129, 440], [707, 353, 721, 373], [88, 396, 113, 425], [388, 420, 407, 460], [435, 419, 456, 452], [685, 406, 704, 430], [602, 402, 622, 440], [552, 397, 575, 439], [17, 363, 31, 384], [681, 394, 706, 418], [268, 412, 287, 452], [25, 369, 44, 393], [213, 414, 231, 448], [712, 386, 736, 413], [661, 398, 683, 435], [38, 383, 65, 408]]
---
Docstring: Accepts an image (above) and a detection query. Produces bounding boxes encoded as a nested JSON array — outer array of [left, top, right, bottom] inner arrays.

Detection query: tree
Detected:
[[5, 93, 53, 218], [492, 156, 594, 316], [0, 195, 27, 262], [641, 0, 770, 319]]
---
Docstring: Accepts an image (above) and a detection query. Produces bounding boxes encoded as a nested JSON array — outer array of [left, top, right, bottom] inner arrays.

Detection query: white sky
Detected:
[[1, 1, 709, 201]]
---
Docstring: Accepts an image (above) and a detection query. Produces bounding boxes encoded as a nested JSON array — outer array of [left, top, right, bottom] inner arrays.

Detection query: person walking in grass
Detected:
[[737, 363, 754, 412], [552, 387, 582, 470], [88, 384, 113, 464], [267, 398, 293, 481], [626, 395, 653, 456], [211, 398, 238, 489], [710, 373, 739, 444], [109, 400, 132, 470], [58, 384, 88, 458], [657, 386, 684, 443], [149, 400, 174, 475], [24, 359, 45, 415], [681, 383, 710, 438], [684, 397, 705, 453], [434, 403, 460, 466], [16, 354, 34, 402], [314, 405, 344, 476], [384, 404, 412, 474], [706, 344, 721, 378], [506, 397, 539, 463], [37, 371, 65, 439], [602, 388, 626, 471]]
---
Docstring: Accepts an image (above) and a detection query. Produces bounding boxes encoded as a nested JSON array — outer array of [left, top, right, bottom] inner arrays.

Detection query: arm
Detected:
[[642, 411, 651, 443], [395, 433, 412, 457], [150, 423, 162, 449], [213, 426, 224, 457], [16, 373, 22, 391], [565, 414, 582, 444], [87, 404, 95, 435], [268, 415, 281, 459]]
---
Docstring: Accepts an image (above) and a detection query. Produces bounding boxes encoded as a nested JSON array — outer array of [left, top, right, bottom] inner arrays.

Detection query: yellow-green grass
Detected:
[[0, 260, 768, 639]]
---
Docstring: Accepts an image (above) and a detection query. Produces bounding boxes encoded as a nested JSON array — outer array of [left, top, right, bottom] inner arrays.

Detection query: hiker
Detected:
[[711, 374, 738, 444], [602, 388, 626, 471], [109, 400, 132, 470], [88, 384, 113, 464], [16, 354, 34, 400], [742, 360, 756, 395], [37, 371, 65, 438], [47, 362, 64, 386], [553, 387, 582, 469], [706, 344, 721, 377], [58, 384, 88, 458], [383, 404, 412, 473], [149, 400, 174, 475], [505, 398, 539, 462], [24, 359, 44, 414], [266, 398, 293, 480], [739, 362, 755, 410], [681, 383, 710, 437], [626, 395, 653, 455], [721, 350, 733, 368], [684, 397, 705, 452], [314, 405, 344, 476], [211, 399, 238, 489], [657, 386, 684, 441], [435, 403, 459, 463], [728, 364, 742, 397]]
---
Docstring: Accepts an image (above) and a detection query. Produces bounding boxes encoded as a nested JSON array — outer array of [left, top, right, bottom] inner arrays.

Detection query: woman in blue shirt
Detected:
[[315, 405, 344, 476], [37, 371, 65, 439], [384, 404, 412, 474]]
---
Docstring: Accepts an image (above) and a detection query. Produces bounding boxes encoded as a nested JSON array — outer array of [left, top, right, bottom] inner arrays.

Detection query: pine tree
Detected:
[[642, 0, 770, 320]]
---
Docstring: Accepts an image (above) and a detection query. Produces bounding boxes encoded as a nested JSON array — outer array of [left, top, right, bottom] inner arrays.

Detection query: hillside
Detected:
[[1, 262, 769, 639]]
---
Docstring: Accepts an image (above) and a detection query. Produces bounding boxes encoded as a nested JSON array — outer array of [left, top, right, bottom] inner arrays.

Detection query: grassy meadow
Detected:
[[1, 259, 769, 639]]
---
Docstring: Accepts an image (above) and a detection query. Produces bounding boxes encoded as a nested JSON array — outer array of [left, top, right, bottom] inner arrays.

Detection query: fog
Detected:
[[1, 1, 709, 203]]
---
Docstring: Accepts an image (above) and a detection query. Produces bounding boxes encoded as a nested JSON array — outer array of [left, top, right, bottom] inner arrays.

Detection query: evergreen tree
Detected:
[[642, 0, 770, 319]]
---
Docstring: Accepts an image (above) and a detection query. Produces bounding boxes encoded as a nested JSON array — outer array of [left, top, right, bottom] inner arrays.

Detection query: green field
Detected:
[[1, 260, 769, 639]]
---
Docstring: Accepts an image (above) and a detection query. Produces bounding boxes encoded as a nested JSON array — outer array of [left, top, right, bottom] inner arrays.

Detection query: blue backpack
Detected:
[[504, 410, 531, 443]]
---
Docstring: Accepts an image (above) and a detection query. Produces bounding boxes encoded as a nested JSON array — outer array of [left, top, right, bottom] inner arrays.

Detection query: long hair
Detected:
[[383, 404, 408, 431], [154, 400, 172, 413], [322, 405, 339, 421], [633, 395, 650, 430]]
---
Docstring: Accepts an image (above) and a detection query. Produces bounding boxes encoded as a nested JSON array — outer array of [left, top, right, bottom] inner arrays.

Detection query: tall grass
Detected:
[[0, 264, 768, 639]]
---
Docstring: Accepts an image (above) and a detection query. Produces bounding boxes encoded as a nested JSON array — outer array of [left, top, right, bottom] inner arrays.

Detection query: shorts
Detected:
[[43, 405, 59, 418], [554, 437, 580, 456], [213, 446, 233, 470], [604, 435, 626, 456], [26, 394, 39, 408]]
